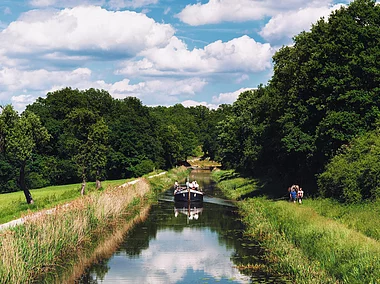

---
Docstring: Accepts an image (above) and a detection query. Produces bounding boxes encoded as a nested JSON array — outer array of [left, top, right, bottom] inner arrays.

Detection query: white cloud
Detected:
[[107, 77, 207, 104], [259, 4, 345, 42], [181, 100, 218, 109], [0, 64, 208, 110], [108, 0, 158, 9], [117, 35, 274, 76], [29, 0, 157, 9], [11, 94, 36, 112], [1, 6, 174, 59], [176, 0, 333, 26], [0, 67, 92, 94], [29, 0, 105, 8], [212, 87, 254, 105]]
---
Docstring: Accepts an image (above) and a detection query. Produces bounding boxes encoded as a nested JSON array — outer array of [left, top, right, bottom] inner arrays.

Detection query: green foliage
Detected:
[[217, 0, 380, 198], [318, 130, 380, 202], [127, 159, 155, 177]]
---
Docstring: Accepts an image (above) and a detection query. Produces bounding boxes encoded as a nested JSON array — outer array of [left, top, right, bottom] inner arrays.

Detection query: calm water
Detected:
[[76, 170, 289, 284]]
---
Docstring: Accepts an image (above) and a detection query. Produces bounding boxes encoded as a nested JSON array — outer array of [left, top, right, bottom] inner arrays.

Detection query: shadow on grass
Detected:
[[238, 178, 288, 201]]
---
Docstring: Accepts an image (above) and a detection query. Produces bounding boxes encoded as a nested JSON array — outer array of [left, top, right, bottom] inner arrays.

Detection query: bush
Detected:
[[318, 130, 380, 202], [128, 159, 155, 177]]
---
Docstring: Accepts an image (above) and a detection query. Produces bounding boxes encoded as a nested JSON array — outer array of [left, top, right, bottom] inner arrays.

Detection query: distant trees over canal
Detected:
[[0, 88, 228, 198]]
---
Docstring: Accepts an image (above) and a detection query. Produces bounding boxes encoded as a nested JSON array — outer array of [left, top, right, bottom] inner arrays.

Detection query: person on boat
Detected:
[[174, 181, 179, 189], [193, 180, 199, 190], [297, 187, 304, 204], [190, 181, 195, 189], [186, 180, 190, 188]]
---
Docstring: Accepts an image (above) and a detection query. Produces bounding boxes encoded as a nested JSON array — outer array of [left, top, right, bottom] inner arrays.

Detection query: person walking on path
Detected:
[[290, 187, 297, 203], [297, 187, 304, 204]]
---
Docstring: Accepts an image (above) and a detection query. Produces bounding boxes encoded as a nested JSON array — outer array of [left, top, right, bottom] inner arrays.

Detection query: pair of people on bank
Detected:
[[289, 184, 304, 204]]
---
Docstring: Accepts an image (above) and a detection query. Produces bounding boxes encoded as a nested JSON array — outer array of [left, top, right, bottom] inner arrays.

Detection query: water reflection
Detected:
[[76, 170, 289, 284], [174, 201, 203, 221]]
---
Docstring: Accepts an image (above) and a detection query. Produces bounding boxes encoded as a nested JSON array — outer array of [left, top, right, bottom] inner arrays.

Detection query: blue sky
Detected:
[[0, 0, 354, 111]]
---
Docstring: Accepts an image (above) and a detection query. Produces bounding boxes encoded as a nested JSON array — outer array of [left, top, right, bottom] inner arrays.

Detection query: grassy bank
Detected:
[[212, 169, 380, 283], [0, 167, 188, 283], [0, 179, 129, 224]]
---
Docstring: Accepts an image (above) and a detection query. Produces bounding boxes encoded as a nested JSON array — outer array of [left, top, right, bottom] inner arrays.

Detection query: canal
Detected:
[[75, 170, 289, 283]]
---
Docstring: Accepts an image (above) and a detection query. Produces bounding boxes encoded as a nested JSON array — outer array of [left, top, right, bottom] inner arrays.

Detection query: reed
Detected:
[[0, 168, 187, 283]]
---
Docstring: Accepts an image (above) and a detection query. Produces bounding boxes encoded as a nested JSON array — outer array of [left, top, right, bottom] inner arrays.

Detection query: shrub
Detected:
[[318, 130, 380, 202]]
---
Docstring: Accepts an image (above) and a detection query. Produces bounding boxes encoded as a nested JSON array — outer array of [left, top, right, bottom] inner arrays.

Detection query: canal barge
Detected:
[[174, 186, 204, 202]]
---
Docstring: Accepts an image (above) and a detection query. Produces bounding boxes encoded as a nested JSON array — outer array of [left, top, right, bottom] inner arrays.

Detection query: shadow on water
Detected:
[[75, 170, 291, 284]]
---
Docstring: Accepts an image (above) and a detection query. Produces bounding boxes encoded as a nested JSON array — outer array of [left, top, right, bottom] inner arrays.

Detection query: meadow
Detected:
[[213, 169, 380, 284], [0, 179, 130, 224], [0, 167, 188, 283]]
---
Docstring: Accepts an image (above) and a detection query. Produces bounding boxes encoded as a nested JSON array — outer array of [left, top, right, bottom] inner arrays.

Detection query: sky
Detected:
[[0, 0, 354, 112]]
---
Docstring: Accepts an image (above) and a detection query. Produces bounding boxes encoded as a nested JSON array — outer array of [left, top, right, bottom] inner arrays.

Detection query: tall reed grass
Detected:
[[0, 167, 188, 283]]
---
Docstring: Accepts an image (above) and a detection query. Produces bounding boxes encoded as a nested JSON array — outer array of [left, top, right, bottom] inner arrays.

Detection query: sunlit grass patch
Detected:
[[240, 198, 380, 283], [304, 198, 380, 241], [0, 179, 129, 224]]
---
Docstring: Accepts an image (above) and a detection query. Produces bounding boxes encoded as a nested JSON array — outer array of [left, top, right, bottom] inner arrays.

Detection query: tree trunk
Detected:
[[81, 179, 86, 196], [19, 161, 34, 204], [81, 169, 86, 196], [96, 169, 102, 190]]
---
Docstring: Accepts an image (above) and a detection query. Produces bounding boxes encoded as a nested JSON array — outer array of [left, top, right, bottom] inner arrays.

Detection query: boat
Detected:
[[173, 186, 204, 202]]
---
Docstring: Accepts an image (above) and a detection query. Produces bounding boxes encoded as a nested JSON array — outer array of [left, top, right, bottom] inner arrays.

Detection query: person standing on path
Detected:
[[290, 187, 297, 203], [297, 187, 304, 204]]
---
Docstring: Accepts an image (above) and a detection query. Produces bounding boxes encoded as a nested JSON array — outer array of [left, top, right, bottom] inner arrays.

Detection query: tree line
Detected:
[[0, 88, 229, 203], [217, 0, 380, 202]]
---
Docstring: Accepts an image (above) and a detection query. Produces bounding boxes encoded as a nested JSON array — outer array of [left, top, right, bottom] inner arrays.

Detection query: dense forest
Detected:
[[1, 0, 379, 204], [218, 0, 380, 202], [0, 89, 229, 200]]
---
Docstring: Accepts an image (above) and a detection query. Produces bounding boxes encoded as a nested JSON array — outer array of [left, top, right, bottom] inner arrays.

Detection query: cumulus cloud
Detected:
[[0, 64, 208, 110], [0, 67, 92, 93], [1, 6, 174, 60], [117, 35, 275, 76], [259, 4, 345, 42], [181, 100, 218, 109], [29, 0, 157, 8], [212, 87, 254, 105], [107, 77, 207, 104], [176, 0, 333, 26], [29, 0, 105, 8], [11, 94, 36, 112]]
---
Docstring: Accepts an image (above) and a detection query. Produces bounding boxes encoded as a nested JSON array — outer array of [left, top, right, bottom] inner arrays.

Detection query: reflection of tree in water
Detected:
[[75, 259, 109, 283]]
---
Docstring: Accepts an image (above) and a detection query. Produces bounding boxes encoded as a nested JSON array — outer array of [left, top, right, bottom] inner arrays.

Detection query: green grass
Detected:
[[0, 179, 131, 224], [304, 198, 380, 241], [0, 167, 188, 283], [212, 169, 380, 283]]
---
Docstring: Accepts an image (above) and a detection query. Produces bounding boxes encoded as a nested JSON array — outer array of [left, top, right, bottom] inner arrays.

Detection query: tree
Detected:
[[2, 107, 50, 203], [65, 108, 109, 194], [217, 0, 380, 190], [88, 118, 108, 189]]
